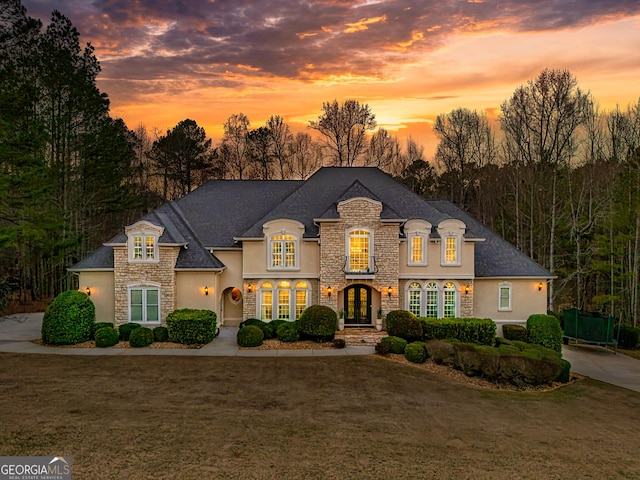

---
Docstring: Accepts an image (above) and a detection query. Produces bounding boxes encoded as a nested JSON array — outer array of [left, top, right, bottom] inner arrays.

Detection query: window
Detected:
[[129, 287, 159, 323], [499, 284, 512, 311], [260, 282, 273, 320], [444, 237, 457, 264], [408, 282, 422, 316], [271, 234, 297, 269], [408, 234, 427, 265], [348, 229, 371, 272], [258, 280, 309, 321], [425, 282, 439, 318], [133, 235, 156, 261], [443, 282, 456, 318]]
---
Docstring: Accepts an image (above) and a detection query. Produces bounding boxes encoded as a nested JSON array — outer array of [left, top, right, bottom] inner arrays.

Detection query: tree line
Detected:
[[1, 1, 639, 326]]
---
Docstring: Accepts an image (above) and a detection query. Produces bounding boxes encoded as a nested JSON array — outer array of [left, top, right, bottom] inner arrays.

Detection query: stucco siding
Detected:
[[78, 271, 115, 323]]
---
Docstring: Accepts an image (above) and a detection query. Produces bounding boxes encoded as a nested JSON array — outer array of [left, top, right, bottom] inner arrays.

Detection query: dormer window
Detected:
[[437, 219, 465, 267], [405, 219, 430, 266], [444, 236, 458, 264], [125, 221, 164, 264]]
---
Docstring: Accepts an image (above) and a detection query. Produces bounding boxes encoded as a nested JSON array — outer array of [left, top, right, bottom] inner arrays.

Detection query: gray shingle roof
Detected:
[[71, 167, 550, 278]]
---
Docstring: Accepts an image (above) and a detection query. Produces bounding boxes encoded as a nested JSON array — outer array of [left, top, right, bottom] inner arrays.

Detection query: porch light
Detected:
[[464, 285, 470, 295], [538, 282, 543, 292], [204, 286, 209, 296], [387, 286, 392, 297], [327, 286, 332, 297], [247, 283, 253, 292], [85, 287, 91, 297]]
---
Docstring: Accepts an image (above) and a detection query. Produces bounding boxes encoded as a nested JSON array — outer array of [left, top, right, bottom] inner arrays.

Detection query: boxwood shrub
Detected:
[[91, 322, 114, 340], [166, 309, 217, 345], [404, 342, 428, 363], [526, 314, 562, 353], [237, 325, 264, 347], [298, 305, 337, 342], [380, 336, 407, 354], [153, 326, 169, 342], [502, 324, 528, 342], [386, 310, 423, 341], [119, 322, 141, 341], [95, 326, 119, 348], [239, 318, 276, 339], [276, 322, 299, 342], [420, 317, 496, 345], [130, 327, 154, 347], [41, 290, 95, 345]]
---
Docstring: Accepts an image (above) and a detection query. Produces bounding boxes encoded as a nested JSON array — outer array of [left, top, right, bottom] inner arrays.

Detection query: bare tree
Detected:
[[288, 132, 322, 179], [309, 99, 376, 166], [366, 128, 401, 171], [266, 115, 293, 179], [221, 113, 250, 179]]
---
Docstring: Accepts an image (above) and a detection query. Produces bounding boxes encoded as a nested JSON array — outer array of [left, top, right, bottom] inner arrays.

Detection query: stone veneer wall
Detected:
[[319, 199, 399, 316], [113, 245, 180, 326]]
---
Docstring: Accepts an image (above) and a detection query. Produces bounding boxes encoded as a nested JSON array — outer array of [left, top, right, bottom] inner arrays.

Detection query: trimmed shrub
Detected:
[[240, 318, 264, 328], [276, 322, 299, 342], [557, 358, 572, 383], [153, 326, 169, 342], [332, 338, 346, 349], [375, 341, 390, 355], [427, 339, 456, 366], [502, 324, 528, 342], [130, 327, 154, 347], [526, 314, 562, 353], [420, 317, 496, 345], [94, 327, 119, 348], [298, 305, 337, 342], [119, 323, 141, 341], [239, 319, 277, 339], [404, 342, 428, 364], [166, 309, 217, 345], [270, 319, 289, 331], [386, 310, 423, 341], [380, 336, 407, 354], [618, 325, 640, 349], [91, 322, 114, 340], [237, 325, 264, 347], [41, 290, 95, 345]]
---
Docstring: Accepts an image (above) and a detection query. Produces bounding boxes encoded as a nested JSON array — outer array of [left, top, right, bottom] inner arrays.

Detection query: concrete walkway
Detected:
[[2, 313, 639, 392]]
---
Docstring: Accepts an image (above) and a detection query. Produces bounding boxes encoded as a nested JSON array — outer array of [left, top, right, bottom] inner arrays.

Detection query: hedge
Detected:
[[526, 314, 562, 353], [41, 290, 95, 345], [502, 324, 528, 342], [276, 322, 299, 342], [380, 336, 407, 354], [166, 309, 217, 345], [419, 317, 496, 345], [298, 305, 337, 342], [386, 310, 423, 341]]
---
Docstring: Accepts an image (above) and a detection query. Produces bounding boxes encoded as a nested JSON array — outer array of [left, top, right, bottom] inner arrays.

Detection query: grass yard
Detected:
[[1, 353, 639, 479]]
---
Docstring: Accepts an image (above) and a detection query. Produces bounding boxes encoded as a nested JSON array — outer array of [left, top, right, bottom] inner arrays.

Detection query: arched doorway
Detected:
[[344, 284, 372, 326], [222, 286, 243, 327]]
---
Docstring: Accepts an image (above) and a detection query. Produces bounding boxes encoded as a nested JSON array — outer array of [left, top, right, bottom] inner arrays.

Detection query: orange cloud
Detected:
[[344, 15, 387, 33]]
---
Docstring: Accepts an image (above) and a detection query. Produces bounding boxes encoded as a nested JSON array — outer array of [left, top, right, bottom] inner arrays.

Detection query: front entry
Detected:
[[344, 285, 372, 325]]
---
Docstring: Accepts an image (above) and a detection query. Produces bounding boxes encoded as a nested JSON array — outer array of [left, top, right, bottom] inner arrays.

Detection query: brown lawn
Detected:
[[0, 353, 639, 480]]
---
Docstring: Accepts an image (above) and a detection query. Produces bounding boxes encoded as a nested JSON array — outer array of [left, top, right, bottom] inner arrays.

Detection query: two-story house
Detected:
[[70, 167, 551, 332]]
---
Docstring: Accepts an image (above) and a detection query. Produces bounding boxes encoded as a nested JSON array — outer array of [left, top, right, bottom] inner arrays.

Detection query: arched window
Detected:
[[425, 282, 439, 318], [294, 281, 309, 319], [407, 282, 422, 317], [443, 282, 457, 318], [277, 281, 291, 319], [348, 228, 372, 273], [260, 282, 273, 320]]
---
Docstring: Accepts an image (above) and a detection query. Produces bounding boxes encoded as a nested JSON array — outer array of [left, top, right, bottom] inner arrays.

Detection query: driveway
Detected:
[[0, 312, 44, 342], [562, 344, 640, 392]]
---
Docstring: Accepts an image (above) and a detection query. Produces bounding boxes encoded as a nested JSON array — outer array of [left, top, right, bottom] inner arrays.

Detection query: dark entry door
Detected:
[[344, 285, 372, 325]]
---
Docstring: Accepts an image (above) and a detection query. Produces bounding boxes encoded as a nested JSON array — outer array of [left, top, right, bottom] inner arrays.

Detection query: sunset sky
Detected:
[[21, 0, 640, 157]]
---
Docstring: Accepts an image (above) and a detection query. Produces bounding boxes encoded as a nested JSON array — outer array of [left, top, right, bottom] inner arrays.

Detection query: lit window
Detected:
[[129, 287, 159, 323], [499, 285, 512, 311], [426, 282, 439, 318], [295, 281, 308, 319], [349, 229, 371, 272], [443, 282, 456, 318], [411, 236, 424, 263], [260, 282, 273, 320], [132, 235, 156, 261], [258, 280, 309, 321], [271, 234, 297, 268], [408, 282, 422, 316], [445, 237, 457, 264], [277, 281, 291, 319]]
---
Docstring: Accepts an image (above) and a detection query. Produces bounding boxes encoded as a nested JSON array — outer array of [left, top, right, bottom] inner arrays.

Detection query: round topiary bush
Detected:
[[298, 305, 337, 342], [153, 326, 169, 342], [386, 310, 422, 341], [381, 335, 408, 354], [237, 325, 264, 347], [404, 342, 428, 363], [276, 322, 299, 342], [95, 326, 119, 348], [119, 322, 141, 341], [240, 318, 264, 328], [130, 327, 154, 347], [41, 290, 95, 345], [91, 322, 114, 340]]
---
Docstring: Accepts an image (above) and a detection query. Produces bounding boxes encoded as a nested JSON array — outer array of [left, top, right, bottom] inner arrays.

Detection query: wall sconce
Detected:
[[538, 282, 543, 292], [247, 283, 253, 293], [204, 286, 209, 296], [464, 285, 470, 295], [85, 287, 91, 297], [327, 286, 332, 297], [387, 286, 392, 297]]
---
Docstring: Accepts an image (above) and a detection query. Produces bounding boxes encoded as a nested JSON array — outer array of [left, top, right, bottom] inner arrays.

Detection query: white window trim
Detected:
[[257, 280, 310, 321], [127, 282, 161, 324], [498, 283, 512, 311], [408, 233, 428, 266], [125, 221, 163, 264], [267, 232, 300, 271], [425, 282, 440, 319], [345, 227, 374, 273], [442, 281, 459, 318], [441, 235, 461, 266], [437, 219, 465, 267]]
